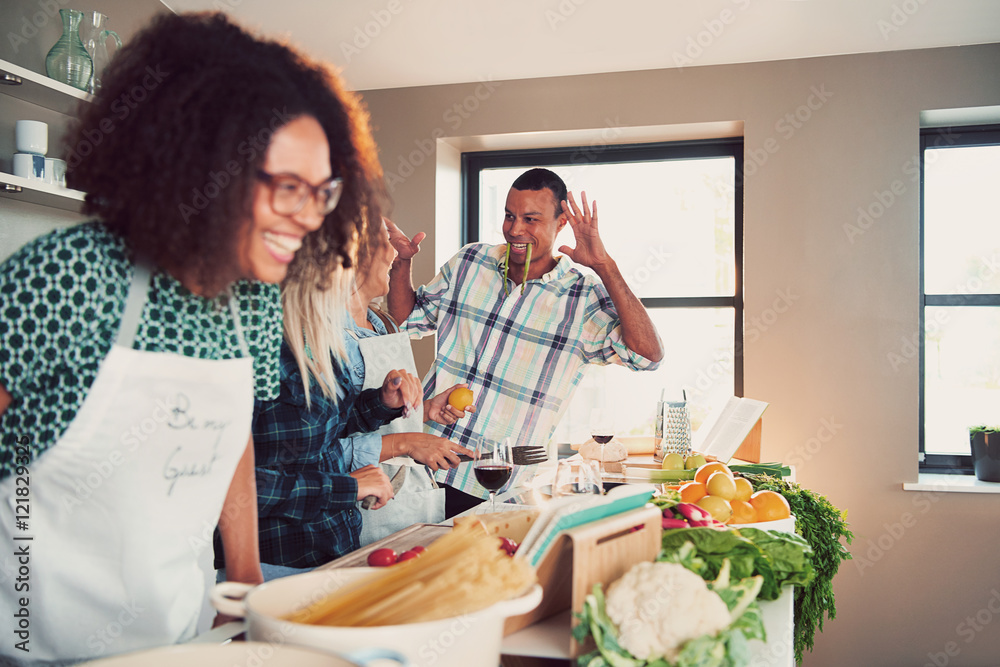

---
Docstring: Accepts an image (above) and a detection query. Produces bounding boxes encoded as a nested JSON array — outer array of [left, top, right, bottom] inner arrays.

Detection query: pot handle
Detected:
[[344, 648, 410, 666], [209, 581, 254, 619]]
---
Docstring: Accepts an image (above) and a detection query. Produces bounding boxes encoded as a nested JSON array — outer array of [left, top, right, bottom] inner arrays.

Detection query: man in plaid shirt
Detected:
[[387, 168, 664, 515]]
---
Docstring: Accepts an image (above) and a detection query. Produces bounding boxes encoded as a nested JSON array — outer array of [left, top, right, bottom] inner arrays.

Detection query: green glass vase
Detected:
[[45, 9, 93, 91]]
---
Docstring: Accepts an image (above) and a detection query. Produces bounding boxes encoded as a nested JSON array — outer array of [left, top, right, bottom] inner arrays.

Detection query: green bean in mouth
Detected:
[[521, 243, 531, 295]]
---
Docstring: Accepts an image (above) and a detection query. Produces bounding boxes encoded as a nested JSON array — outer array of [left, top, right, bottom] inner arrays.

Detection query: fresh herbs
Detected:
[[740, 473, 853, 664]]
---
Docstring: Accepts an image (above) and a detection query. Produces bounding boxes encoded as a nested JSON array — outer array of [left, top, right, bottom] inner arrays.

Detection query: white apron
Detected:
[[0, 263, 254, 663], [348, 323, 445, 545]]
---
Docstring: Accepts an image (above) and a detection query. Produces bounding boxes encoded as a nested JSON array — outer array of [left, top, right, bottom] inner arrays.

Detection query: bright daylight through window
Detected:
[[920, 126, 1000, 473], [464, 140, 743, 446]]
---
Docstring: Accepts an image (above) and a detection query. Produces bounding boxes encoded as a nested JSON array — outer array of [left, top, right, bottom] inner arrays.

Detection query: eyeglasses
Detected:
[[256, 170, 343, 216]]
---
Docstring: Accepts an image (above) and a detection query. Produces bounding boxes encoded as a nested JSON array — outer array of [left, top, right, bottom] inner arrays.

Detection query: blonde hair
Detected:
[[282, 261, 353, 410]]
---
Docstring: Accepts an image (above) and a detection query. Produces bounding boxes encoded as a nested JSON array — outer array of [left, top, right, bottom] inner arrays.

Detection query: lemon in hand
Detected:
[[447, 387, 474, 411]]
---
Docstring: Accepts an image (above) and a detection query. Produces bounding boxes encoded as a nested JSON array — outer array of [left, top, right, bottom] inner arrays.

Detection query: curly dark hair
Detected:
[[65, 11, 387, 295]]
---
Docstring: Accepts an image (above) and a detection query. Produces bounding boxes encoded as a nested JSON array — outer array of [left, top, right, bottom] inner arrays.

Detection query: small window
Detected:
[[463, 140, 743, 444], [919, 125, 1000, 473]]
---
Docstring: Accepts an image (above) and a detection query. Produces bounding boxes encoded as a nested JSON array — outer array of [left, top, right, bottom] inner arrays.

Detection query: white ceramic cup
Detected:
[[44, 157, 67, 187], [15, 120, 48, 155], [13, 153, 45, 180]]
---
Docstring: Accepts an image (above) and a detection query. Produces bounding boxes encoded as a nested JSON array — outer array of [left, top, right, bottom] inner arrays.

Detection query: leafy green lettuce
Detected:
[[659, 527, 813, 601]]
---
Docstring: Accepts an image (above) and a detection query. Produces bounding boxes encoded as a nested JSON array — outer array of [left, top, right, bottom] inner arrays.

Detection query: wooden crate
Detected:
[[502, 504, 662, 657]]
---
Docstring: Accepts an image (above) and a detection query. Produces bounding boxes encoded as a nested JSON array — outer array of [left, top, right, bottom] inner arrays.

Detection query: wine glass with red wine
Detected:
[[473, 436, 512, 512], [589, 409, 615, 463]]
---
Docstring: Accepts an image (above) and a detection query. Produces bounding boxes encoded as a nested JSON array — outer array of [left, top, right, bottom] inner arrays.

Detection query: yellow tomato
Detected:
[[696, 495, 734, 523], [705, 471, 737, 501], [733, 477, 754, 502], [447, 387, 474, 411]]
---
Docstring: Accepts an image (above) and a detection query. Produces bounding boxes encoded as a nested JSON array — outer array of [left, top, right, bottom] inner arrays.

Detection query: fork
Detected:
[[511, 445, 549, 465], [457, 445, 549, 466]]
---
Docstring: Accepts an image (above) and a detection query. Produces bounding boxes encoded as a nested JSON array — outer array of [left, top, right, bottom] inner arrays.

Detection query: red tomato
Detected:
[[396, 550, 421, 562], [498, 537, 518, 556], [408, 545, 426, 554], [366, 548, 397, 567]]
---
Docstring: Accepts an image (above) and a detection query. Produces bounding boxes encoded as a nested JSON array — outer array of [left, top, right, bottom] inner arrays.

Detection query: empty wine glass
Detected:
[[473, 436, 512, 512], [553, 459, 603, 497]]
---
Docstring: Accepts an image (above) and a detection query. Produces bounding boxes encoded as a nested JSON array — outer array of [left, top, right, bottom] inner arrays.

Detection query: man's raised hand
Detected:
[[385, 218, 425, 262], [557, 191, 612, 271]]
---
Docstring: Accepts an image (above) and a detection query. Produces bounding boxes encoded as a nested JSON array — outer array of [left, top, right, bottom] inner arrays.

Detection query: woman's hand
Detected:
[[380, 369, 422, 416], [351, 465, 394, 509], [424, 383, 476, 425], [396, 433, 474, 471]]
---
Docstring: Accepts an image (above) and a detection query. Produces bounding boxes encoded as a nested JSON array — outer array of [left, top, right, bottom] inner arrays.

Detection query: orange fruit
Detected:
[[679, 481, 707, 504], [705, 471, 737, 500], [733, 477, 754, 502], [697, 495, 734, 523], [694, 461, 732, 485], [749, 490, 791, 522], [447, 387, 474, 411], [729, 500, 758, 524]]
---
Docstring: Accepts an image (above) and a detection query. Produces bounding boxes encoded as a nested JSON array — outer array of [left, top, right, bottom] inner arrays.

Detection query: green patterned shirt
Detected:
[[0, 221, 282, 480]]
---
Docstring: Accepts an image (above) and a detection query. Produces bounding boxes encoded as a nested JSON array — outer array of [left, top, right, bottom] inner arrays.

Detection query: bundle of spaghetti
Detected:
[[285, 521, 536, 627]]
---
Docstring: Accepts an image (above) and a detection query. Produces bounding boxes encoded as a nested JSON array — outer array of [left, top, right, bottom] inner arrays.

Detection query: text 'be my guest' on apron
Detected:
[[0, 262, 254, 663]]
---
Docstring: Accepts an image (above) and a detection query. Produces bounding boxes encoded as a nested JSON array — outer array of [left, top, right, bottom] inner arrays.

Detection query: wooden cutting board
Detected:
[[316, 523, 451, 570]]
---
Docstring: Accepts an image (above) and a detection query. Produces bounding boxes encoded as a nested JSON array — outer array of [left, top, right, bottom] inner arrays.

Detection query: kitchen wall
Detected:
[[360, 44, 1000, 666]]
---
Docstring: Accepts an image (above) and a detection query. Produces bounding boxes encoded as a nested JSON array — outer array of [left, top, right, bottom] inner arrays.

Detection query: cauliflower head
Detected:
[[604, 561, 731, 662]]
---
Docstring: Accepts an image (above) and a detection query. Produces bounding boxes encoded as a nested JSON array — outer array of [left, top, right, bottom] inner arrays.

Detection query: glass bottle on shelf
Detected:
[[45, 9, 93, 91]]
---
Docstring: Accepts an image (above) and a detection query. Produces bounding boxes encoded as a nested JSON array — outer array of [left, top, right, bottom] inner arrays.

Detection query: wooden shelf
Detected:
[[0, 171, 85, 212], [0, 57, 92, 115]]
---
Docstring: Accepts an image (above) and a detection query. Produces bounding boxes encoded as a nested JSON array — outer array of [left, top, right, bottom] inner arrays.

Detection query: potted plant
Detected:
[[969, 426, 1000, 483]]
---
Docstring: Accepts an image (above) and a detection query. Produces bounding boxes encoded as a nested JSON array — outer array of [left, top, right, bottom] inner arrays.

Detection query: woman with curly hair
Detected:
[[0, 11, 384, 663]]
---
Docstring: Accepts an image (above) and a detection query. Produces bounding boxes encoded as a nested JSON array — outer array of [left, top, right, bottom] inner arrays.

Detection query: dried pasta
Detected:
[[286, 521, 536, 626]]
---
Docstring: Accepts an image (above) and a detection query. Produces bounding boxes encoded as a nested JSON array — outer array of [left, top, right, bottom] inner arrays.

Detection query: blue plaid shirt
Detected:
[[216, 340, 401, 569]]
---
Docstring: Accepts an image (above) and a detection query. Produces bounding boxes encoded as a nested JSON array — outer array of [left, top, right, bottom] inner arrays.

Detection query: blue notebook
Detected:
[[520, 484, 656, 568]]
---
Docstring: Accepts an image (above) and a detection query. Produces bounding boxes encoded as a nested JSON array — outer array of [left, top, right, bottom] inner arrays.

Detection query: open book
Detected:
[[693, 396, 768, 462]]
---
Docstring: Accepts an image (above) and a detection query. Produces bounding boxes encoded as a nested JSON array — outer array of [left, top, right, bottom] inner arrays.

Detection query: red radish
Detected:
[[675, 503, 713, 521], [662, 517, 688, 529]]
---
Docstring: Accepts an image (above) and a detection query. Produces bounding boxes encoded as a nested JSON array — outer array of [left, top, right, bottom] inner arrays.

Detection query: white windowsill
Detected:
[[903, 473, 1000, 494]]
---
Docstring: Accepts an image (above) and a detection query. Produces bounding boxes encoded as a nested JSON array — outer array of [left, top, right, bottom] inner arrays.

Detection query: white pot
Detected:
[[79, 641, 379, 666], [211, 568, 543, 667]]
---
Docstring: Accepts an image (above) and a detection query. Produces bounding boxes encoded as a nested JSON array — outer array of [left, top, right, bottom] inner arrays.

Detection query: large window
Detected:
[[462, 140, 743, 445], [920, 125, 1000, 473]]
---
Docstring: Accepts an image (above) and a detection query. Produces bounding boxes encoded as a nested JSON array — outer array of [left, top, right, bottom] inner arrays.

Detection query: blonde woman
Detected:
[[236, 221, 470, 579]]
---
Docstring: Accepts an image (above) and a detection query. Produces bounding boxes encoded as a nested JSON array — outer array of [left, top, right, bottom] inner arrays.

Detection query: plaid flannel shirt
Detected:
[[404, 243, 661, 499], [216, 340, 401, 569]]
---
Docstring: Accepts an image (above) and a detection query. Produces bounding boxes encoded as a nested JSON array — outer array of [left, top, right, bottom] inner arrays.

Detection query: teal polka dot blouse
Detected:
[[0, 222, 282, 480]]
